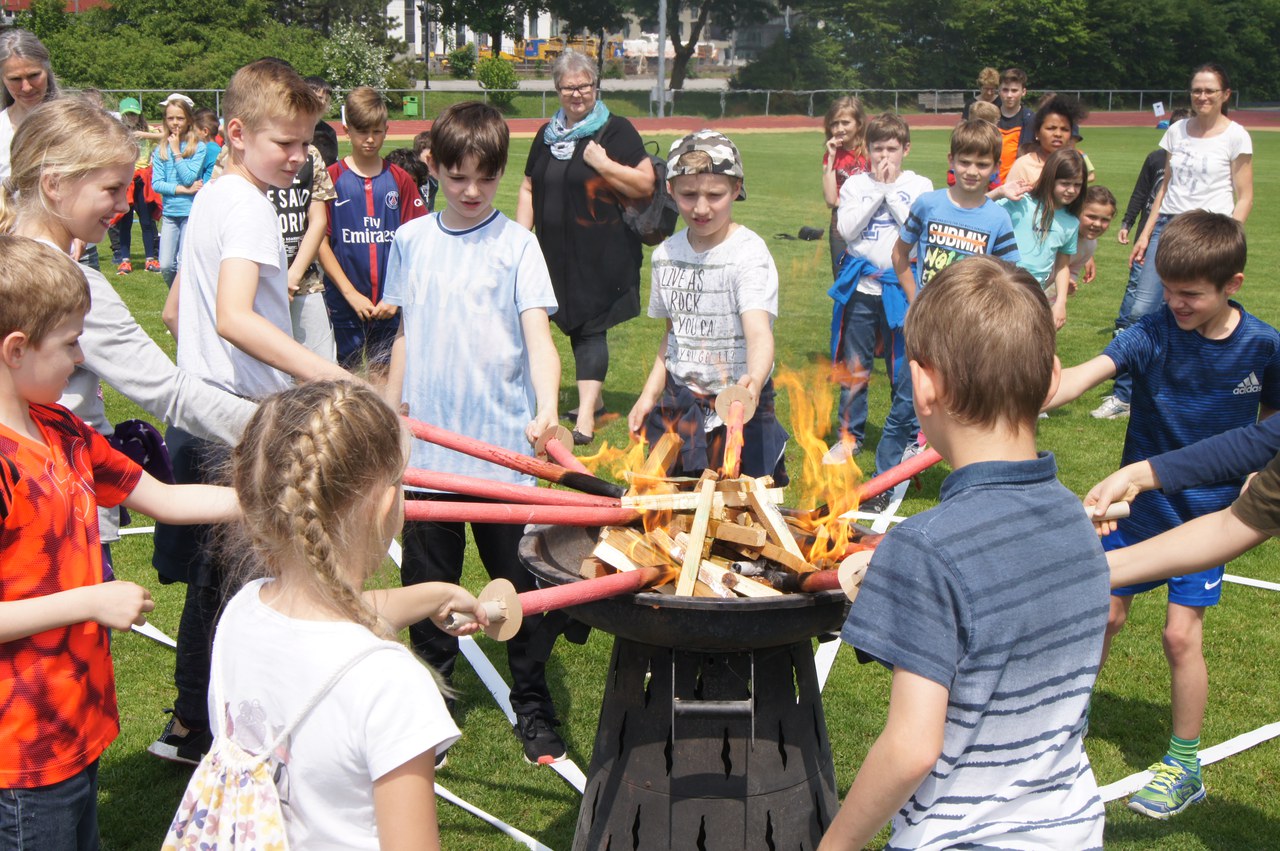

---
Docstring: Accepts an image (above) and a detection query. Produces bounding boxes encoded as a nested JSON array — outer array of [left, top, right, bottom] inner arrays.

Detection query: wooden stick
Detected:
[[639, 433, 684, 479], [676, 479, 717, 596], [620, 487, 785, 511], [747, 478, 806, 559], [403, 416, 624, 499], [402, 468, 621, 508], [703, 561, 782, 597], [404, 500, 638, 527]]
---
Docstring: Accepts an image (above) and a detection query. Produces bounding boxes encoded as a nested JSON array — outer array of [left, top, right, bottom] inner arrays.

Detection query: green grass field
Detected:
[[93, 127, 1280, 849]]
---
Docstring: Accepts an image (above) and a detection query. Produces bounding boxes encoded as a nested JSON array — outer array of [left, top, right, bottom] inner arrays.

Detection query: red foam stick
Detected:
[[402, 468, 620, 508], [404, 416, 623, 499], [535, 426, 591, 475], [446, 567, 670, 640], [404, 499, 638, 527], [855, 447, 943, 502], [715, 386, 755, 479]]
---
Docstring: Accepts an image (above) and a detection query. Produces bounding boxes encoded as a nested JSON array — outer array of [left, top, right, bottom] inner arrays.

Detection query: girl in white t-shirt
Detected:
[[211, 380, 486, 850], [1101, 62, 1255, 417]]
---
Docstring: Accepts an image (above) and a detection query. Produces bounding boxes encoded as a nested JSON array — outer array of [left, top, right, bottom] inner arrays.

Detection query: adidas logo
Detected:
[[1233, 372, 1263, 395]]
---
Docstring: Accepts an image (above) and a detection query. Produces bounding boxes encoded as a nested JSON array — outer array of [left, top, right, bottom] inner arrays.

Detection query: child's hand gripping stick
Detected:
[[441, 567, 673, 641], [535, 425, 591, 475], [715, 385, 756, 479]]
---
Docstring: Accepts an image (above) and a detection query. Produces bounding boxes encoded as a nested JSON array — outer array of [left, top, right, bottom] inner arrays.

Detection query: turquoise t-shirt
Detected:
[[996, 196, 1079, 288]]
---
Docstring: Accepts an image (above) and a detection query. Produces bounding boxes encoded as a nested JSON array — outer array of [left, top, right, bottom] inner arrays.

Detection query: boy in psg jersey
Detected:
[[1046, 210, 1280, 819], [318, 86, 425, 370]]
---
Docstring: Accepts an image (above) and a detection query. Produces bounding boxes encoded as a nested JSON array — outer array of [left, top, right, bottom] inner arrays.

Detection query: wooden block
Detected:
[[698, 468, 721, 483], [710, 521, 767, 548], [676, 479, 716, 596], [714, 564, 784, 597], [747, 479, 806, 559], [593, 527, 670, 573], [580, 557, 612, 579], [692, 580, 727, 598], [620, 487, 784, 512], [696, 561, 739, 597], [639, 433, 684, 479], [759, 542, 818, 574]]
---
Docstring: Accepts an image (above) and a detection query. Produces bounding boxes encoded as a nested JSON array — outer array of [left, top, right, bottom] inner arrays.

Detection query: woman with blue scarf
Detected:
[[517, 50, 654, 445]]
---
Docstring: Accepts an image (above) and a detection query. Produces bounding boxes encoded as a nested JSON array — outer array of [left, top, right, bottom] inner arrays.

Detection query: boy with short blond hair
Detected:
[[0, 237, 236, 842], [319, 86, 426, 369], [820, 255, 1108, 851], [154, 58, 350, 765], [383, 101, 567, 764], [627, 130, 789, 482], [1047, 209, 1280, 818], [827, 113, 932, 471]]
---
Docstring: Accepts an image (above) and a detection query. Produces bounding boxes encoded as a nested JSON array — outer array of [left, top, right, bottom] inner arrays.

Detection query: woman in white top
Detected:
[[1099, 63, 1253, 417], [0, 29, 58, 181]]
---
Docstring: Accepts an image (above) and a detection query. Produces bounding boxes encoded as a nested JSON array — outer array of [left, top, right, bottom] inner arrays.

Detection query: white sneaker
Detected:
[[1091, 396, 1131, 420], [822, 439, 861, 465]]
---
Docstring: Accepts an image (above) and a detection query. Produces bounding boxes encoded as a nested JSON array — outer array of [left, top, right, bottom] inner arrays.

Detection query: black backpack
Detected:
[[622, 141, 680, 246], [590, 125, 679, 247]]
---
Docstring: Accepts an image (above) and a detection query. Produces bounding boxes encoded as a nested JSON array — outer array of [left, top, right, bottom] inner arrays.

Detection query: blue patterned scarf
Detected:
[[543, 101, 611, 160]]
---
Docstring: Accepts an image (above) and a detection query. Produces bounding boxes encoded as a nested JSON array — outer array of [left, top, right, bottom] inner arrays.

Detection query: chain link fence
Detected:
[[96, 87, 1241, 123]]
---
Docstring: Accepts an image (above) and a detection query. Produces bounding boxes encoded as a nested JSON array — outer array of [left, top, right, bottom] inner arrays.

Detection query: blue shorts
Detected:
[[1103, 527, 1225, 607]]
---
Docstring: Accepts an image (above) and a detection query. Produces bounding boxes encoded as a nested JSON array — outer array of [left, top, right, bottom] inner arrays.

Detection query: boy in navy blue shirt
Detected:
[[1047, 209, 1280, 819]]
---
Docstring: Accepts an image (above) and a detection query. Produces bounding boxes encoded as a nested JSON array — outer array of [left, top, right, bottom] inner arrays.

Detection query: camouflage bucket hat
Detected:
[[667, 130, 747, 200]]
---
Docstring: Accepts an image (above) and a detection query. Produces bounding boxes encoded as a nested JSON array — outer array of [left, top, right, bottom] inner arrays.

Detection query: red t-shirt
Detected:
[[0, 404, 142, 787], [823, 147, 870, 193]]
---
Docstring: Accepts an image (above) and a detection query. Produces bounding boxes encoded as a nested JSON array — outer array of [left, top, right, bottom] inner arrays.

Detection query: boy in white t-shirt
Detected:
[[151, 59, 350, 766], [383, 101, 568, 765], [826, 112, 932, 472], [627, 130, 788, 483]]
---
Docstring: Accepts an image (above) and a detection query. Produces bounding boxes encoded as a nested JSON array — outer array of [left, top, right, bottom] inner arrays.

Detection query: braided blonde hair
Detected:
[[233, 380, 406, 637]]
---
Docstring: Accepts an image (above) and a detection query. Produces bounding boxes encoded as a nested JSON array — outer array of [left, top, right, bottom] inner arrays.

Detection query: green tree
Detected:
[[323, 20, 394, 88], [633, 0, 776, 89], [730, 23, 857, 90], [436, 0, 542, 65]]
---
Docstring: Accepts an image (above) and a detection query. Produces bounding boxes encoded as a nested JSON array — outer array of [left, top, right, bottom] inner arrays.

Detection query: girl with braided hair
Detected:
[[208, 379, 486, 849]]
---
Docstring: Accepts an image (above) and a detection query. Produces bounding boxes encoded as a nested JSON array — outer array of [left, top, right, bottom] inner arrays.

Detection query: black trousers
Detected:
[[401, 493, 556, 719]]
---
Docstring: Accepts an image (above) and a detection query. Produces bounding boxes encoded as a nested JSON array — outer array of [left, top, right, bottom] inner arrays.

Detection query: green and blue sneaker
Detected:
[[1127, 756, 1206, 819]]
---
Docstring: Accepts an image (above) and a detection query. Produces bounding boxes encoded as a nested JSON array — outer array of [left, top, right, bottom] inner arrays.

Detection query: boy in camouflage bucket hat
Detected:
[[666, 130, 747, 200], [627, 128, 788, 481]]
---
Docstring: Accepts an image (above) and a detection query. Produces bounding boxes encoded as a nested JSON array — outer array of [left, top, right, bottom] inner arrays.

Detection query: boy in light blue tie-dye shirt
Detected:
[[383, 101, 568, 765]]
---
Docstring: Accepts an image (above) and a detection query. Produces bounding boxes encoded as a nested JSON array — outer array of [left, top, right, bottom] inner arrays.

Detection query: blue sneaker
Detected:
[[1127, 756, 1206, 819]]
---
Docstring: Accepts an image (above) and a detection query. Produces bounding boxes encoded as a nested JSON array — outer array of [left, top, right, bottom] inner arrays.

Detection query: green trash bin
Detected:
[[403, 95, 420, 118]]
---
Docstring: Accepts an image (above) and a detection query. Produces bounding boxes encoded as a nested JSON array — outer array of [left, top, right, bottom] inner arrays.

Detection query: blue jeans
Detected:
[[158, 215, 188, 288], [836, 291, 917, 474], [1114, 214, 1171, 404], [113, 180, 159, 262], [0, 760, 100, 851]]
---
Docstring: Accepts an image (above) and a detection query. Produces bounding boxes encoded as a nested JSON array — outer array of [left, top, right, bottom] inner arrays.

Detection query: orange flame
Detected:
[[773, 363, 867, 563], [579, 436, 673, 533]]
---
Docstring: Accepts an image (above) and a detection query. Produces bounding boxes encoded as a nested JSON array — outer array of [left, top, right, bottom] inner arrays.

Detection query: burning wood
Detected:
[[584, 464, 878, 599]]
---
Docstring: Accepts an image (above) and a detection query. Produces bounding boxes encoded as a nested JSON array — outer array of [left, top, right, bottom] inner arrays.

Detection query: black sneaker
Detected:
[[434, 747, 449, 770], [514, 712, 567, 765], [859, 490, 893, 515], [146, 710, 212, 766]]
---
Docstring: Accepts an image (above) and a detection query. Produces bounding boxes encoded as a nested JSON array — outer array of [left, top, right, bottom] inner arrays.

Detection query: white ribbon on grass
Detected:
[[434, 783, 556, 851], [1099, 721, 1280, 802]]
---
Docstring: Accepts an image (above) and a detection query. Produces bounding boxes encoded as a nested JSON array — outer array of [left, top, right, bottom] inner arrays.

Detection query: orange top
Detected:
[[0, 404, 142, 787]]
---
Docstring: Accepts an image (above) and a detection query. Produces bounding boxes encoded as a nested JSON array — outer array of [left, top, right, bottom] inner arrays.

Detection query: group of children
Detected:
[[0, 48, 1273, 849]]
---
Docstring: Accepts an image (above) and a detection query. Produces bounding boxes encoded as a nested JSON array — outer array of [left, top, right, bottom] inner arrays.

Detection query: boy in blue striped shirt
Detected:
[[822, 257, 1108, 850], [1046, 209, 1280, 818]]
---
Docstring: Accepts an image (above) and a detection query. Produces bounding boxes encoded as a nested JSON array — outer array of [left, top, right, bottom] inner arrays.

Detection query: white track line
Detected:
[[1224, 573, 1280, 593], [1099, 721, 1280, 802], [434, 783, 556, 850]]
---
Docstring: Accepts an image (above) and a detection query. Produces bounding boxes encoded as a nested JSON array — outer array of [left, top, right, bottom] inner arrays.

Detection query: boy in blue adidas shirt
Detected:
[[821, 257, 1107, 850], [1047, 210, 1280, 819], [893, 119, 1020, 304], [318, 86, 425, 369]]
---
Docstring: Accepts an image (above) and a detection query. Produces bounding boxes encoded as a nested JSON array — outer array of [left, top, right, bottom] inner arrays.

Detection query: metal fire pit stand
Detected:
[[520, 525, 844, 851]]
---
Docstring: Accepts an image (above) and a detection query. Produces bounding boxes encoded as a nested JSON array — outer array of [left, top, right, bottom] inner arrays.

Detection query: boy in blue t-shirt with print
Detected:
[[857, 120, 1017, 511], [1047, 210, 1280, 820], [893, 119, 1020, 303]]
